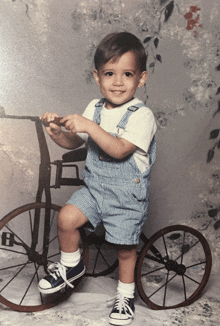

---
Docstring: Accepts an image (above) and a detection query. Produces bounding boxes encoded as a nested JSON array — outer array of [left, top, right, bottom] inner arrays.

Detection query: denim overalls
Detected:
[[67, 99, 156, 245]]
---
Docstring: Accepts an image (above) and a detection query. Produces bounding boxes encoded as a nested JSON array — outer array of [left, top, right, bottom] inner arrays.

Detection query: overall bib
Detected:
[[67, 99, 156, 245]]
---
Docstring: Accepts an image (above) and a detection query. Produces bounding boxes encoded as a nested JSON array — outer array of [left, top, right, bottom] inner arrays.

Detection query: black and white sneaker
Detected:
[[109, 293, 135, 325], [38, 260, 85, 294]]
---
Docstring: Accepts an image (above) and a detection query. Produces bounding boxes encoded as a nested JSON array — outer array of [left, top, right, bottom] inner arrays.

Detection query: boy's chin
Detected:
[[105, 97, 134, 109]]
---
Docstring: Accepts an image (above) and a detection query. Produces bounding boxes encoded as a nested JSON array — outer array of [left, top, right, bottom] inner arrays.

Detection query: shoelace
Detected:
[[108, 293, 134, 318], [48, 262, 74, 288]]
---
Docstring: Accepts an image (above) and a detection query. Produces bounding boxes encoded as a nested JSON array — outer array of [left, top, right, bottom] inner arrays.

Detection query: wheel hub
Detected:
[[165, 260, 186, 275], [28, 250, 46, 265]]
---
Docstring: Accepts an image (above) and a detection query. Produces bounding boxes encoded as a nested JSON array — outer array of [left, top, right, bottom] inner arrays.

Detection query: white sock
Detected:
[[117, 280, 135, 299], [60, 249, 81, 267]]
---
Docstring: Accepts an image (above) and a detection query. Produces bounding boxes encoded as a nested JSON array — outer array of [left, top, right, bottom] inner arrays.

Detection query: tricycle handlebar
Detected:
[[0, 112, 65, 127]]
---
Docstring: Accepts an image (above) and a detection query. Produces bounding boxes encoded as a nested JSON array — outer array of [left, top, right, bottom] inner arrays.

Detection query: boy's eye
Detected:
[[105, 72, 113, 76], [125, 72, 133, 77]]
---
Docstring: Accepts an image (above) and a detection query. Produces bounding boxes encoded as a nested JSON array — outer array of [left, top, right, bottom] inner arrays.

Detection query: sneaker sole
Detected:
[[38, 266, 86, 294], [109, 316, 133, 326], [109, 319, 132, 326]]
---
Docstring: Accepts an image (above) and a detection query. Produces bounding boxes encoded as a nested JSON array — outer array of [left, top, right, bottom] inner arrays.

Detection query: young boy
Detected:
[[39, 32, 157, 325]]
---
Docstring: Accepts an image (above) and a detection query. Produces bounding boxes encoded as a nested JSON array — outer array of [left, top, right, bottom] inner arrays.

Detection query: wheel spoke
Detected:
[[163, 270, 170, 307], [183, 273, 201, 285], [50, 209, 57, 229], [89, 245, 100, 274], [141, 265, 167, 277], [20, 263, 40, 305], [162, 235, 169, 260], [186, 261, 206, 269], [0, 261, 31, 272], [180, 231, 186, 264], [29, 209, 33, 233], [182, 275, 187, 301], [148, 273, 177, 299], [145, 253, 165, 264], [174, 238, 200, 262], [0, 247, 28, 256], [0, 260, 30, 293], [49, 234, 58, 245], [47, 251, 60, 260], [95, 244, 111, 268]]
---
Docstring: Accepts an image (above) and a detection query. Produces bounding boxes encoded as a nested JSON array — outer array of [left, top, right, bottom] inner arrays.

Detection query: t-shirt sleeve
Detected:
[[118, 107, 157, 154], [76, 99, 98, 142]]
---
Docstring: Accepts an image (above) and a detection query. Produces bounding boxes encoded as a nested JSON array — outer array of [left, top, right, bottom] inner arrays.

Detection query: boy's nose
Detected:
[[113, 75, 123, 85]]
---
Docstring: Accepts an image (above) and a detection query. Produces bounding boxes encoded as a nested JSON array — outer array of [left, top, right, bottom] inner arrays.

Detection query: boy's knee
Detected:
[[58, 205, 76, 230], [117, 245, 137, 261], [58, 204, 88, 231]]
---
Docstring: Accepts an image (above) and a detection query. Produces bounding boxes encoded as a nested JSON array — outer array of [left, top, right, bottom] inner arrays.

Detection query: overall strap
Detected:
[[93, 98, 106, 125], [117, 102, 146, 130]]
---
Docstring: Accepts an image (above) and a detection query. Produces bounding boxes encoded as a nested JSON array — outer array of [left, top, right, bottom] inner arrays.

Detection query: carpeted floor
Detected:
[[0, 272, 219, 326]]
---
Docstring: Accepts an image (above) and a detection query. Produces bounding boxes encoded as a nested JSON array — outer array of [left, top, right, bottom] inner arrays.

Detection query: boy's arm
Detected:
[[88, 122, 136, 159], [62, 114, 136, 159], [49, 127, 85, 149]]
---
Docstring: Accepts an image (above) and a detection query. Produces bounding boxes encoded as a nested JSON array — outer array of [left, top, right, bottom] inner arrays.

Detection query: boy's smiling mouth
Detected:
[[111, 90, 125, 94]]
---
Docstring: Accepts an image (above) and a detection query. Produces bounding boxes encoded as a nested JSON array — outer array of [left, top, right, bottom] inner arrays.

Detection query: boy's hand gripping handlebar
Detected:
[[42, 117, 65, 127]]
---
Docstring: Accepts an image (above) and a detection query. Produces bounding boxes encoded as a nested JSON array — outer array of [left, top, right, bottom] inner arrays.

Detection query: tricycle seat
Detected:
[[62, 147, 87, 162]]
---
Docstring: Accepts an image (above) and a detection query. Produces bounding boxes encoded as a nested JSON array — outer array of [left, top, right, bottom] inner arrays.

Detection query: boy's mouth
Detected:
[[111, 90, 125, 95]]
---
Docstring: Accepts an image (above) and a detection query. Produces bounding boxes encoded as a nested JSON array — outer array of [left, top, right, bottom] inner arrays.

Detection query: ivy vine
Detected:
[[11, 0, 30, 19], [142, 0, 174, 73], [206, 62, 220, 224]]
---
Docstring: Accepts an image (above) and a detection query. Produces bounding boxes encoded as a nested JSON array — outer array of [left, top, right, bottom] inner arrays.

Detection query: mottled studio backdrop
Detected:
[[1, 0, 220, 273]]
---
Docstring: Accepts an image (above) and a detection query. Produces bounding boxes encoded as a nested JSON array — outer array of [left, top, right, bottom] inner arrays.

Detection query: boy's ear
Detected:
[[138, 71, 148, 88], [93, 69, 100, 86]]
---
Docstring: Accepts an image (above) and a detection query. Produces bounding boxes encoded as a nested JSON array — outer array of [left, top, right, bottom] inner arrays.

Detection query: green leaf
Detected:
[[214, 220, 220, 230], [143, 36, 152, 44], [207, 149, 215, 163], [164, 1, 174, 22], [209, 129, 220, 139], [208, 208, 218, 218], [213, 100, 220, 116], [154, 37, 159, 48], [156, 54, 162, 63]]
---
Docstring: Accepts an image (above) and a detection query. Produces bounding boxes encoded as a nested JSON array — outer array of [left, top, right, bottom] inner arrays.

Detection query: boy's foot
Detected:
[[109, 293, 135, 325], [38, 260, 85, 294]]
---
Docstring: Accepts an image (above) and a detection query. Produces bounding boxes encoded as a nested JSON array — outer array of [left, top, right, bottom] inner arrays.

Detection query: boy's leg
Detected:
[[117, 245, 137, 284], [58, 204, 89, 253], [109, 246, 137, 326], [38, 204, 88, 294]]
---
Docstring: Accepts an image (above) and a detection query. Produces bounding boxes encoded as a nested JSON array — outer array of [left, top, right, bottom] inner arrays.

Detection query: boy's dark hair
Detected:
[[94, 32, 147, 72]]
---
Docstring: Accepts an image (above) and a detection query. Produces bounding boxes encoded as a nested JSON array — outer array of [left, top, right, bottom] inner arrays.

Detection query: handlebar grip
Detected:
[[42, 117, 65, 127]]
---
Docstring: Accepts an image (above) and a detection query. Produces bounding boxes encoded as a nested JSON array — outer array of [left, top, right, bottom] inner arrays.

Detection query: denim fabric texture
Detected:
[[67, 99, 156, 245]]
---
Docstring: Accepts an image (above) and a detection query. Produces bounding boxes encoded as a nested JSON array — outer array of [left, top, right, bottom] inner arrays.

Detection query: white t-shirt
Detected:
[[78, 98, 157, 173]]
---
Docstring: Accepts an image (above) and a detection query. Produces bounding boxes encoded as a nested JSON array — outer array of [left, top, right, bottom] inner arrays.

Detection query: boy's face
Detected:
[[93, 51, 148, 110]]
